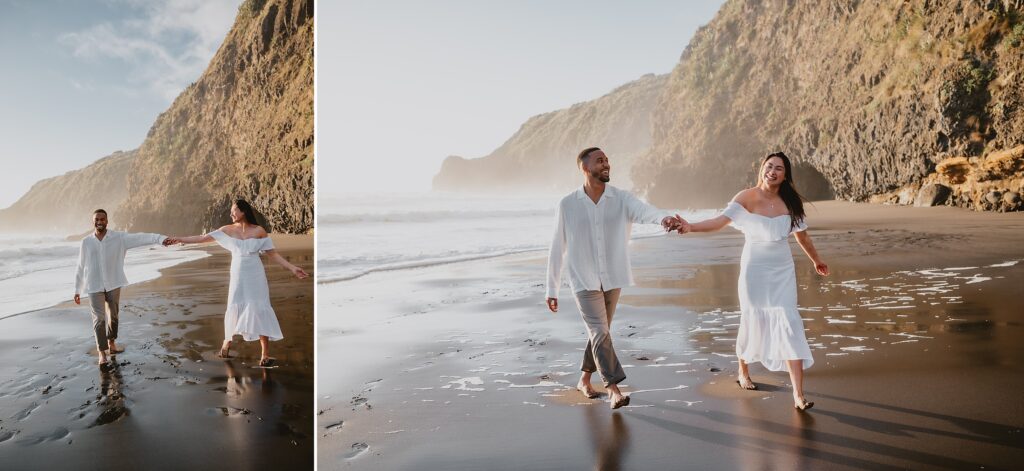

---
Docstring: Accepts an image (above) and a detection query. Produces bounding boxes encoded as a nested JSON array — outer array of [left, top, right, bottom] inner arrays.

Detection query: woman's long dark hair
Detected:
[[235, 199, 262, 228], [760, 152, 806, 231]]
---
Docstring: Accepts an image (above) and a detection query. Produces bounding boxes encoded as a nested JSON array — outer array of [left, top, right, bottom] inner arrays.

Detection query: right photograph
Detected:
[[318, 1, 1024, 470]]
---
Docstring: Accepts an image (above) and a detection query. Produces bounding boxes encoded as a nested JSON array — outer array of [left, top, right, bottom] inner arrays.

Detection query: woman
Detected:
[[166, 199, 309, 367], [681, 152, 828, 411]]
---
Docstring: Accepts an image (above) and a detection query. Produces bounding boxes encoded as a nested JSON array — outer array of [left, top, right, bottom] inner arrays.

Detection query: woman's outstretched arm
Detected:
[[685, 215, 731, 233], [794, 230, 829, 276], [263, 250, 310, 279]]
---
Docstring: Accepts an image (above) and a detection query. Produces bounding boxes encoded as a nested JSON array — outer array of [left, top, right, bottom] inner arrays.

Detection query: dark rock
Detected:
[[914, 184, 952, 207], [1002, 191, 1021, 209]]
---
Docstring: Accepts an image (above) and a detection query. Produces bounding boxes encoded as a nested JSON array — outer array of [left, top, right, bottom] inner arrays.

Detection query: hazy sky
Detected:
[[0, 0, 241, 208], [319, 0, 726, 196]]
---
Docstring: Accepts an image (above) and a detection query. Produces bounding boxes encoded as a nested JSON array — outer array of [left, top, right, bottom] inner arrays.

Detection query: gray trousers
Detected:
[[88, 288, 121, 350], [575, 288, 625, 386]]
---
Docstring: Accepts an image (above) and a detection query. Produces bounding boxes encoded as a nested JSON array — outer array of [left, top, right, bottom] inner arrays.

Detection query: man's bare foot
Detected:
[[576, 380, 599, 399], [108, 341, 124, 354], [610, 393, 630, 409], [98, 351, 109, 366]]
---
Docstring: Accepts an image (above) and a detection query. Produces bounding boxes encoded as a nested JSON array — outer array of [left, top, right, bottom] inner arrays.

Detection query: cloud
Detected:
[[60, 0, 241, 102]]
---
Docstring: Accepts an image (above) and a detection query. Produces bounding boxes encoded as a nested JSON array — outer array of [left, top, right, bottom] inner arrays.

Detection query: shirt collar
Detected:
[[575, 185, 616, 199]]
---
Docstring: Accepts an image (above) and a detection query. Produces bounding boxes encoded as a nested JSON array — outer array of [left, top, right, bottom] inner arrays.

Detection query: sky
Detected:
[[318, 0, 727, 196], [0, 0, 242, 208]]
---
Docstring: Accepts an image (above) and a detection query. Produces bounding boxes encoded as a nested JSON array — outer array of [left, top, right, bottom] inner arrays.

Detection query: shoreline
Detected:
[[0, 239, 210, 320], [317, 201, 1024, 469], [0, 234, 314, 468]]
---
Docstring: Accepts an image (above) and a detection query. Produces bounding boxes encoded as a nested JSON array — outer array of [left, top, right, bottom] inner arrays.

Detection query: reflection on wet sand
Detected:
[[93, 362, 128, 427], [585, 405, 631, 471]]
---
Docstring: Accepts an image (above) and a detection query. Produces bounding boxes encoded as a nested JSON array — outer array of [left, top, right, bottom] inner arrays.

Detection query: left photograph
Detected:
[[0, 0, 314, 468]]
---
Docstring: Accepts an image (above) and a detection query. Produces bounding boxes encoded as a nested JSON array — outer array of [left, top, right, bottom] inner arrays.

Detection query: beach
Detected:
[[0, 235, 314, 469], [317, 201, 1024, 470]]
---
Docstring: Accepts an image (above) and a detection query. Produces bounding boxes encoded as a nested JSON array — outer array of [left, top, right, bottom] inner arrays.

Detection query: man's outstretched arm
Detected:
[[623, 191, 680, 230], [123, 232, 167, 249]]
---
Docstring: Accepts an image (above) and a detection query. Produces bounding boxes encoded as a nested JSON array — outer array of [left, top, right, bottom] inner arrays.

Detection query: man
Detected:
[[74, 209, 168, 366], [546, 147, 685, 409]]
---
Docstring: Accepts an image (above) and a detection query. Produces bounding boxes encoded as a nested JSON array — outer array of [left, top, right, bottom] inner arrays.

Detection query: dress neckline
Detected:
[[215, 229, 267, 241], [730, 201, 790, 219]]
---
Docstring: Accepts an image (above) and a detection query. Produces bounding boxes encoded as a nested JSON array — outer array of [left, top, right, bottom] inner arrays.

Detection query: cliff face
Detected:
[[0, 150, 136, 233], [433, 73, 668, 192], [635, 0, 1024, 211], [119, 0, 314, 234]]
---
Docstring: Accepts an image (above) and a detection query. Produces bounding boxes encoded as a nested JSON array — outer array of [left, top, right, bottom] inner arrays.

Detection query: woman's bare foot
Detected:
[[736, 375, 757, 390], [217, 340, 232, 358], [794, 396, 814, 411]]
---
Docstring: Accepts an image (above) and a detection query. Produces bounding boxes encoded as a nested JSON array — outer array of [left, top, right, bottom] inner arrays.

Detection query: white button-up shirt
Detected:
[[75, 230, 167, 295], [546, 185, 671, 298]]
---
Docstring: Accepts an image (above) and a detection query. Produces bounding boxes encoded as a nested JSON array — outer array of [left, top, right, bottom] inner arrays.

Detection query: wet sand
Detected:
[[317, 201, 1023, 470], [0, 235, 314, 469]]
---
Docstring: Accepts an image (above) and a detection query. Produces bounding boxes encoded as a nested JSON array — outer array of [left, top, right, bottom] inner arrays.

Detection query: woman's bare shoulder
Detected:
[[731, 188, 758, 206]]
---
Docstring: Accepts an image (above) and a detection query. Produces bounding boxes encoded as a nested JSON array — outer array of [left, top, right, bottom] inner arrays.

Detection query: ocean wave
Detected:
[[318, 247, 549, 284], [0, 245, 78, 262], [318, 208, 553, 225]]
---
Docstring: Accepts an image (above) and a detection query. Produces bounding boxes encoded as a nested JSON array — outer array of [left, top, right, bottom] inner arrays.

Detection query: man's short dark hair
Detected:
[[577, 147, 602, 164], [93, 209, 107, 216]]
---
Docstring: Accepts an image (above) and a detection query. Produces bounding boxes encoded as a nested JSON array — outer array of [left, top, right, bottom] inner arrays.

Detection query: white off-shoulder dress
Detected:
[[721, 202, 813, 371], [208, 230, 284, 342]]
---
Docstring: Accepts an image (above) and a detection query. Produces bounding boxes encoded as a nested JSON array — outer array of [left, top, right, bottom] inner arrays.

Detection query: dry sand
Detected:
[[317, 201, 1023, 470], [0, 235, 314, 469]]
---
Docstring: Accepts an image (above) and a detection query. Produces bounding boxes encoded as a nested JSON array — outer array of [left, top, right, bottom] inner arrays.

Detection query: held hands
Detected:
[[546, 297, 558, 313], [163, 237, 179, 246], [674, 213, 691, 234], [73, 294, 80, 305], [661, 215, 687, 233]]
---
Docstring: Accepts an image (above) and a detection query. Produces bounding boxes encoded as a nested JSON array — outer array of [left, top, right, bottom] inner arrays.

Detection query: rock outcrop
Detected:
[[118, 0, 314, 234], [436, 1, 1024, 212], [433, 73, 667, 192], [0, 150, 136, 232], [635, 0, 1024, 210]]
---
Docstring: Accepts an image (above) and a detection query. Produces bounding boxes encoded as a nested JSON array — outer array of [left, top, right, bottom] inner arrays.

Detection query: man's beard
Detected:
[[95, 224, 107, 233], [591, 169, 610, 183]]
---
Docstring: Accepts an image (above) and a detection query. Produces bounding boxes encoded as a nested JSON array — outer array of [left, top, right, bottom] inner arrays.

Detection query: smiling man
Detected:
[[74, 209, 168, 367], [545, 147, 686, 409]]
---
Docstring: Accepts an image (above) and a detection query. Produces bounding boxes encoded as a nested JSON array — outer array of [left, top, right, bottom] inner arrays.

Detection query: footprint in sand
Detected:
[[323, 420, 344, 437], [345, 442, 369, 459]]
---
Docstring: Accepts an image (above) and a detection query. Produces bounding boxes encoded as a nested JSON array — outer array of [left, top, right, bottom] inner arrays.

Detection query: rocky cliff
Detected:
[[433, 73, 667, 192], [635, 0, 1024, 211], [0, 150, 136, 233], [436, 1, 1023, 212], [118, 0, 314, 234]]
